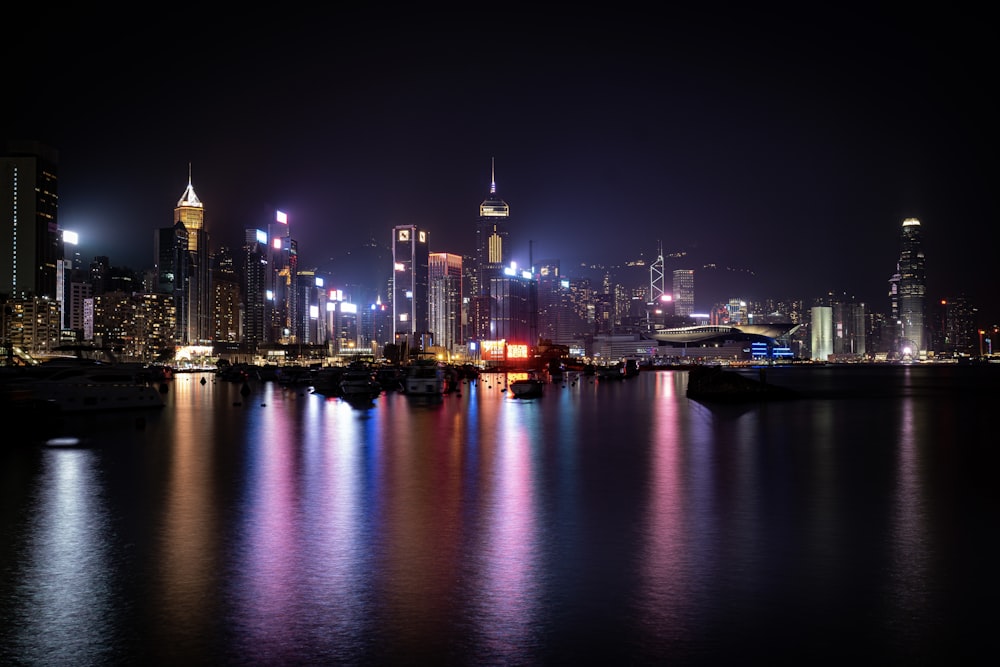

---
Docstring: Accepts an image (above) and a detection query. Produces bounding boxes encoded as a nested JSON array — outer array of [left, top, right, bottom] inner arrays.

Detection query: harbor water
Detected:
[[1, 365, 997, 665]]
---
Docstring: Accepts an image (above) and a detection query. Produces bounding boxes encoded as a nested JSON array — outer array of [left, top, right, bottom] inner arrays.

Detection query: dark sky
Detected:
[[5, 8, 995, 323]]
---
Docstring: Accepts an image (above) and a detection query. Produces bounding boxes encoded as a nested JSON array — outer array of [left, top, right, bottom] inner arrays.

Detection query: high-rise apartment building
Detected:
[[896, 217, 926, 357], [392, 224, 430, 353], [428, 252, 463, 354], [1, 141, 61, 301]]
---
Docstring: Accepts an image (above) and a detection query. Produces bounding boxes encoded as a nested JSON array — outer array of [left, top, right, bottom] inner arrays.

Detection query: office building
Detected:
[[391, 224, 430, 353], [242, 228, 270, 347], [173, 174, 212, 344], [811, 306, 833, 361], [489, 267, 538, 349], [153, 223, 190, 345], [672, 269, 695, 317], [267, 211, 298, 344], [473, 159, 510, 338], [896, 217, 926, 357]]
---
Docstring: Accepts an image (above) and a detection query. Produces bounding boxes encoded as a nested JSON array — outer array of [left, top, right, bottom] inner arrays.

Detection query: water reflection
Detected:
[[158, 376, 220, 658], [639, 370, 699, 656], [13, 449, 118, 663], [2, 367, 996, 664], [473, 394, 540, 662]]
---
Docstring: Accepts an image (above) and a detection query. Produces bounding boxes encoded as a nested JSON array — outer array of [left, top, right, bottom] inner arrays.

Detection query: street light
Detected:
[[979, 330, 985, 357]]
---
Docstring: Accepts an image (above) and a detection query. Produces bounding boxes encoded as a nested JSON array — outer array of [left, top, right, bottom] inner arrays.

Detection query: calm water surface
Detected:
[[1, 365, 997, 665]]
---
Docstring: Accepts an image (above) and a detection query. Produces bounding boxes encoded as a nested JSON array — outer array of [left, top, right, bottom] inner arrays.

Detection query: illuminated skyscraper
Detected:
[[392, 224, 430, 354], [672, 269, 695, 317], [811, 306, 833, 361], [896, 217, 926, 356], [267, 210, 298, 344], [242, 228, 269, 346], [173, 172, 212, 344], [472, 159, 510, 340], [1, 141, 61, 301], [489, 267, 538, 351], [428, 252, 463, 354], [475, 160, 509, 291]]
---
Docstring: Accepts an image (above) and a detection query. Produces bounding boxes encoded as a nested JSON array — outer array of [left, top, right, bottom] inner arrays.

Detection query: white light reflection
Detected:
[[888, 395, 929, 625], [14, 449, 116, 663]]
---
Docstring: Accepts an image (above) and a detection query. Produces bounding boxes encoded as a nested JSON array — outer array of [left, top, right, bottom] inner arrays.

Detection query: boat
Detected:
[[338, 362, 382, 400], [403, 357, 449, 396], [374, 366, 406, 392], [3, 359, 166, 413], [595, 362, 626, 381], [508, 371, 545, 398], [309, 366, 345, 396]]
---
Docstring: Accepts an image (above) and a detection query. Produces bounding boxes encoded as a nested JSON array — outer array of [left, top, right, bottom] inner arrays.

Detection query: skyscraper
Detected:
[[173, 173, 212, 344], [267, 211, 298, 344], [475, 159, 510, 291], [1, 141, 61, 300], [811, 305, 833, 361], [392, 224, 430, 354], [242, 228, 269, 347], [153, 223, 189, 344], [672, 269, 695, 317], [472, 159, 510, 341], [897, 217, 926, 357], [428, 252, 463, 354]]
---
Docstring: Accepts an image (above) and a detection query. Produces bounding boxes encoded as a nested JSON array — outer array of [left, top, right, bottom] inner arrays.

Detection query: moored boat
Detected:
[[508, 371, 544, 399], [3, 362, 165, 413], [339, 362, 382, 400], [403, 357, 449, 396]]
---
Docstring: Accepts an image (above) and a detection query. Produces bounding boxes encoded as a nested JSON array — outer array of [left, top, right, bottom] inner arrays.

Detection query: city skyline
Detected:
[[4, 8, 994, 324]]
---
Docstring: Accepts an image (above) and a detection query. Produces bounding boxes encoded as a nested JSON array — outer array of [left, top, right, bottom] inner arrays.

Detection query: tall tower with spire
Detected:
[[175, 164, 204, 252], [471, 158, 510, 340], [172, 166, 212, 344], [475, 158, 510, 296]]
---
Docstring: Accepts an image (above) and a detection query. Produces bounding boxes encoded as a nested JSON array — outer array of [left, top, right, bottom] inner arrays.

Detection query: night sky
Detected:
[[4, 8, 994, 323]]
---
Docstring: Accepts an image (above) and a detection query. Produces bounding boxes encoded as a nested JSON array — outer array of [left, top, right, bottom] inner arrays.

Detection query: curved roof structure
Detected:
[[646, 323, 800, 346]]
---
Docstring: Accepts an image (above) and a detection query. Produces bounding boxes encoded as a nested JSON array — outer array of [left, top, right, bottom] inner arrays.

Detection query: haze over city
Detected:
[[4, 7, 994, 322]]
